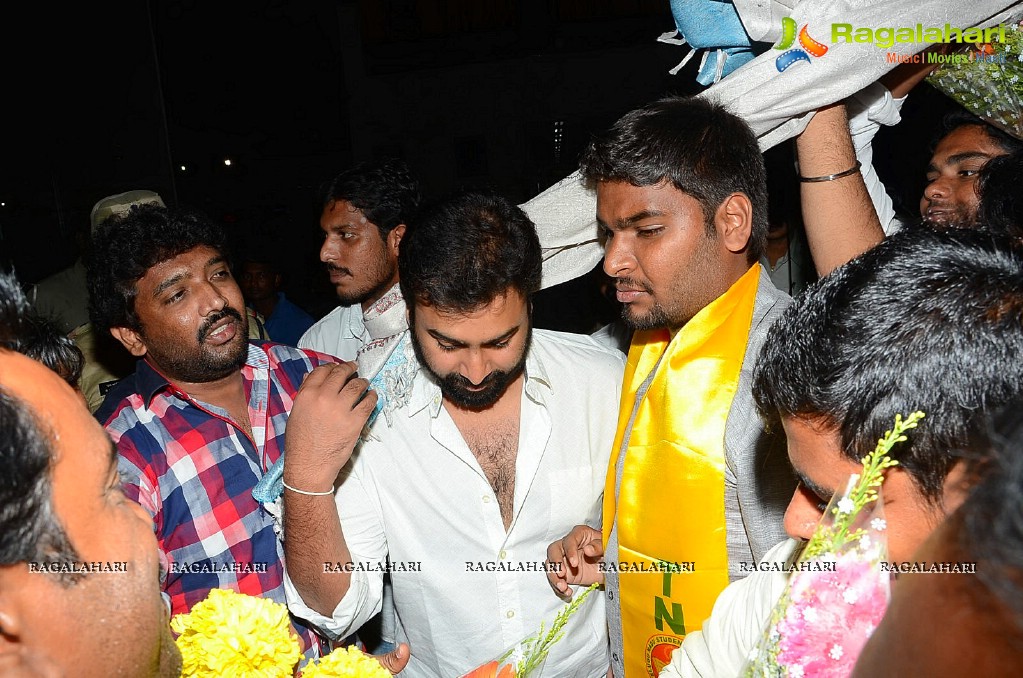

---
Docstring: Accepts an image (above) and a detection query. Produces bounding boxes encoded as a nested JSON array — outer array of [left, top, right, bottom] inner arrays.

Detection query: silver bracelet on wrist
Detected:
[[799, 161, 862, 183], [282, 481, 334, 496]]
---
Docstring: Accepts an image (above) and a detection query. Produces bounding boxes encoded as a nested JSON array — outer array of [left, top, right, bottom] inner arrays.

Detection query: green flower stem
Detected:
[[515, 583, 599, 677], [804, 411, 923, 559]]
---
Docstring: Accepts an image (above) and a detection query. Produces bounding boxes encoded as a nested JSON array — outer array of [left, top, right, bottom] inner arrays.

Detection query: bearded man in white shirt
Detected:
[[282, 191, 625, 677]]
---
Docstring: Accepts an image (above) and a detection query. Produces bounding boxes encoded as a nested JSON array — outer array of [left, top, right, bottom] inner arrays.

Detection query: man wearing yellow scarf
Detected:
[[547, 96, 797, 677]]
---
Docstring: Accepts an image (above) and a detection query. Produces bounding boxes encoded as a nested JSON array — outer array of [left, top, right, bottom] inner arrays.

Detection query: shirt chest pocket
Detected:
[[546, 465, 604, 541]]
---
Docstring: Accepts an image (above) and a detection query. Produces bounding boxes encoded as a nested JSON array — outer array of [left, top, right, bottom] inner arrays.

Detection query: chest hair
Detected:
[[464, 422, 520, 530]]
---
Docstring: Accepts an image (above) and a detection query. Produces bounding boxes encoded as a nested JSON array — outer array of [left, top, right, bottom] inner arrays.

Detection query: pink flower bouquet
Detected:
[[743, 412, 924, 678]]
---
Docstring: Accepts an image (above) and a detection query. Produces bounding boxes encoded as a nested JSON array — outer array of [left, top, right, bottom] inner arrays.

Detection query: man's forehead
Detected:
[[324, 199, 373, 224], [414, 292, 526, 335], [932, 125, 1007, 163], [144, 246, 223, 280], [596, 180, 699, 219], [2, 352, 118, 491], [241, 261, 273, 273], [596, 178, 673, 200], [0, 351, 82, 433]]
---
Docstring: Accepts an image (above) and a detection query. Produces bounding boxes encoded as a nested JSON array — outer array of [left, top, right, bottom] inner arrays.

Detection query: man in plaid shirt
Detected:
[[87, 204, 368, 661]]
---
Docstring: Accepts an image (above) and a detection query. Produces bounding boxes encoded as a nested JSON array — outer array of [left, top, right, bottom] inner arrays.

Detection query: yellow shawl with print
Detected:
[[603, 264, 760, 677]]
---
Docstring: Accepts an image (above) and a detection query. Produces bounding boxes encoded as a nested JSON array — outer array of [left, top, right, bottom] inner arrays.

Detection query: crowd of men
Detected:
[[2, 68, 1023, 678]]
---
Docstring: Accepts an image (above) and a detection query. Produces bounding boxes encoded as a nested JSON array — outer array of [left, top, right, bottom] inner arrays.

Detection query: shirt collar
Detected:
[[341, 304, 367, 340], [136, 342, 267, 408]]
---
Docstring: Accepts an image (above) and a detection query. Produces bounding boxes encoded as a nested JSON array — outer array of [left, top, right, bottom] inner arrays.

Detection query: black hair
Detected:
[[0, 271, 82, 585], [0, 389, 82, 585], [959, 404, 1023, 632], [320, 158, 421, 240], [399, 191, 542, 312], [579, 94, 768, 262], [977, 151, 1023, 239], [21, 316, 83, 387], [0, 273, 83, 387], [236, 242, 283, 279], [87, 203, 228, 333], [933, 109, 1023, 156], [753, 227, 1023, 501]]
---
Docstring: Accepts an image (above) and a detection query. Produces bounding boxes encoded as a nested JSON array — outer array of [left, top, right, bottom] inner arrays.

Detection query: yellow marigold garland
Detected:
[[301, 646, 392, 678], [171, 588, 302, 677], [171, 588, 393, 677]]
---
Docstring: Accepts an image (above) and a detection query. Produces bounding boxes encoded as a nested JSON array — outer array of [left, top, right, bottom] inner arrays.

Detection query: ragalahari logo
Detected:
[[774, 17, 829, 72]]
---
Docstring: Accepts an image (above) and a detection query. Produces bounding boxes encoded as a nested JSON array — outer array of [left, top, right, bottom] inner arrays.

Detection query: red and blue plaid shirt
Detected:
[[99, 341, 336, 655]]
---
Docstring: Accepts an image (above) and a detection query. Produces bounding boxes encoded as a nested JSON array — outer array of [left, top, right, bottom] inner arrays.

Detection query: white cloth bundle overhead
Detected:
[[522, 0, 1023, 290]]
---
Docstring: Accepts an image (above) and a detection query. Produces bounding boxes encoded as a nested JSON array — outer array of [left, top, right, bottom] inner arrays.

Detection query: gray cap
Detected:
[[90, 189, 165, 233]]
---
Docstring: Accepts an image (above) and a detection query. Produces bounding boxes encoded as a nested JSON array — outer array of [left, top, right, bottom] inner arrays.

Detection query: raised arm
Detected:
[[796, 103, 884, 277], [880, 57, 941, 99], [799, 56, 945, 276], [282, 362, 376, 615]]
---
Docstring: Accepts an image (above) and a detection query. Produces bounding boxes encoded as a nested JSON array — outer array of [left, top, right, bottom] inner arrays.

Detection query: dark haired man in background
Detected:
[[918, 110, 1023, 229], [283, 192, 624, 676], [238, 249, 315, 346], [299, 158, 420, 378], [296, 158, 421, 653], [974, 150, 1023, 239], [546, 95, 795, 677], [796, 64, 1023, 277]]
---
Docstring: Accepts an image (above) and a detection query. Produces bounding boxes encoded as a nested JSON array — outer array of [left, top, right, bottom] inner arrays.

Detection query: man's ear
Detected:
[[389, 224, 407, 256], [715, 193, 754, 254], [0, 570, 24, 648], [941, 461, 972, 516], [0, 575, 63, 676], [110, 326, 148, 357]]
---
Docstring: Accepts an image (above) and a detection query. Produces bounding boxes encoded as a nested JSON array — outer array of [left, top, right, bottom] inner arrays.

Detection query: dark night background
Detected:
[[1, 0, 962, 327]]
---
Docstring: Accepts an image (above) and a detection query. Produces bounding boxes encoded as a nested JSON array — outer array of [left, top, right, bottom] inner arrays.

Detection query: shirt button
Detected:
[[506, 610, 515, 619], [483, 495, 491, 503], [499, 550, 507, 560]]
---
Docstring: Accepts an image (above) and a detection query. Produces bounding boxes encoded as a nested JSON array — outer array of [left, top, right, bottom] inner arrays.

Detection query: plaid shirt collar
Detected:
[[135, 343, 271, 409]]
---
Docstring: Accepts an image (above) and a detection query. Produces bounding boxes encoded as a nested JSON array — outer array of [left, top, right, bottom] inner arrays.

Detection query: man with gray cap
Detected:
[[31, 190, 166, 411], [32, 190, 165, 335]]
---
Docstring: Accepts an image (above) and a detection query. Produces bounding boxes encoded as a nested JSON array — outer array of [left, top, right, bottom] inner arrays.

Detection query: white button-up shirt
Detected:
[[285, 329, 625, 677], [298, 304, 367, 361]]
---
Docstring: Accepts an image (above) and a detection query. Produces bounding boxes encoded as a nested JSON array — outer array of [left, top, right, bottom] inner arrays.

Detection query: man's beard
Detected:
[[621, 301, 674, 331], [326, 263, 396, 307], [411, 326, 531, 411], [143, 307, 249, 383], [616, 277, 685, 331], [920, 202, 979, 231]]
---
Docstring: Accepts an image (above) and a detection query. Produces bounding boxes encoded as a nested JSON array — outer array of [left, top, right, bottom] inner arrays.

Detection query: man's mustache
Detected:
[[447, 371, 501, 390], [197, 306, 243, 342], [615, 277, 653, 294], [326, 263, 353, 277]]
